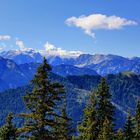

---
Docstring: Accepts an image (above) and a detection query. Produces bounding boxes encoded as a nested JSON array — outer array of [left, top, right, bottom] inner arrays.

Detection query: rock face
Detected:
[[75, 54, 140, 75]]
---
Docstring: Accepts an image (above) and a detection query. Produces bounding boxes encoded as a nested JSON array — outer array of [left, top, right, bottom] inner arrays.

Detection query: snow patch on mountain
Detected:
[[0, 49, 43, 64]]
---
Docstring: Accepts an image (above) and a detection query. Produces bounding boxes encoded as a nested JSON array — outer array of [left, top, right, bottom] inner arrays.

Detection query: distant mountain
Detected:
[[0, 49, 43, 64], [87, 57, 140, 76], [75, 54, 110, 66], [0, 56, 30, 90], [0, 49, 77, 65], [131, 57, 140, 63], [0, 57, 99, 91], [75, 54, 140, 75], [1, 49, 140, 75], [19, 63, 98, 78], [47, 55, 75, 66], [0, 79, 8, 91], [52, 64, 98, 77]]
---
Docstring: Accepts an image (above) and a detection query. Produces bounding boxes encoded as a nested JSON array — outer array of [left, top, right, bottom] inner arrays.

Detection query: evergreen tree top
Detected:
[[18, 58, 66, 139]]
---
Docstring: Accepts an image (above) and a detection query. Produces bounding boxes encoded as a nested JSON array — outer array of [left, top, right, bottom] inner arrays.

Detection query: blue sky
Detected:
[[0, 0, 139, 57]]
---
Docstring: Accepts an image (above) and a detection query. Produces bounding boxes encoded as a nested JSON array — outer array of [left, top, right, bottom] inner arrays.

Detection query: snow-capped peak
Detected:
[[0, 49, 43, 64], [0, 48, 38, 58]]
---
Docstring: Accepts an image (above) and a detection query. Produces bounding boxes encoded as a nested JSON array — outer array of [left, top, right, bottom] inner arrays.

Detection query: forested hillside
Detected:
[[1, 71, 140, 129]]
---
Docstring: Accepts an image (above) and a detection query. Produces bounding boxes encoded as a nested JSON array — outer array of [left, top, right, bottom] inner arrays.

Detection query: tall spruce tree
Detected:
[[133, 100, 140, 140], [124, 111, 134, 140], [78, 93, 98, 140], [78, 78, 115, 140], [96, 78, 115, 134], [19, 58, 65, 139], [0, 112, 17, 140]]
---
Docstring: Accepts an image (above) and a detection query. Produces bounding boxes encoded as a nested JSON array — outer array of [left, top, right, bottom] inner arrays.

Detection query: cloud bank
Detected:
[[40, 42, 82, 58], [66, 14, 137, 38]]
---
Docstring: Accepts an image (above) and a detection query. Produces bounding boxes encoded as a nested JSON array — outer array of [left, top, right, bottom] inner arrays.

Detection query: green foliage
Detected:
[[98, 118, 114, 140], [96, 78, 115, 126], [18, 58, 65, 139], [0, 112, 17, 140], [55, 102, 75, 140], [78, 78, 115, 140], [116, 128, 124, 140], [133, 100, 140, 140], [78, 93, 98, 140], [124, 111, 134, 140]]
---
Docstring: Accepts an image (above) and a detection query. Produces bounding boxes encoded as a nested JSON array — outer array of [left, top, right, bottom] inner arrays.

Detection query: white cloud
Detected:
[[40, 42, 82, 58], [66, 14, 137, 38], [44, 42, 56, 51], [16, 39, 33, 51], [16, 40, 25, 50], [0, 35, 11, 41]]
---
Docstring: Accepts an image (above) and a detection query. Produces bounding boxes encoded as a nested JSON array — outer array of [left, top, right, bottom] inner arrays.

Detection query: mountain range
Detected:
[[0, 56, 98, 91], [1, 49, 140, 76]]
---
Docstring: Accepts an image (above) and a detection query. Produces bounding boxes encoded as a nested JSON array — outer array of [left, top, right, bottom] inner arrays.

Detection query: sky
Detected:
[[0, 0, 139, 57]]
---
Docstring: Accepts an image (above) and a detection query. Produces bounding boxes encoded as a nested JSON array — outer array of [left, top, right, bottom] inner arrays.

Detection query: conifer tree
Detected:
[[0, 112, 17, 140], [19, 58, 65, 139], [116, 128, 124, 140], [133, 100, 140, 140], [98, 117, 113, 140], [78, 78, 115, 140], [78, 93, 98, 140], [124, 111, 134, 140], [96, 78, 115, 133]]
